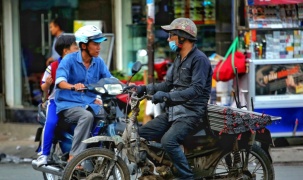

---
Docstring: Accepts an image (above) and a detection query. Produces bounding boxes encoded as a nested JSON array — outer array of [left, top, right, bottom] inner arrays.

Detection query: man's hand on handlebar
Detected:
[[71, 83, 86, 92], [123, 85, 146, 97], [152, 91, 170, 104]]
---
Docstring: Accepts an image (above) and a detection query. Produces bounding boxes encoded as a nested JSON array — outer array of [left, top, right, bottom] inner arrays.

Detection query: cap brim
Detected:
[[92, 37, 107, 43], [161, 25, 173, 32]]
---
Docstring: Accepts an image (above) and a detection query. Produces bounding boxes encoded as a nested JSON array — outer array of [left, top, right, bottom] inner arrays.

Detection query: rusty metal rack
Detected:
[[207, 104, 281, 134]]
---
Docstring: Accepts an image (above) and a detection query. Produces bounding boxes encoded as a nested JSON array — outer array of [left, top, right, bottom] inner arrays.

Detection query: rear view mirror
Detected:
[[131, 61, 142, 75]]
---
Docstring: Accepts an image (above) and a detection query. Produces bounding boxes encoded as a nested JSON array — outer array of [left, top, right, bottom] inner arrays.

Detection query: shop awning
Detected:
[[248, 0, 303, 5]]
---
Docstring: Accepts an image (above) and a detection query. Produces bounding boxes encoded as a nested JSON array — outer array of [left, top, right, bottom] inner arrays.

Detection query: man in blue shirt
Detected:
[[55, 25, 112, 161]]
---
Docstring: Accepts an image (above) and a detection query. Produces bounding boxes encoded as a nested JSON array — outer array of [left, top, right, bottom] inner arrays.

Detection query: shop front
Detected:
[[2, 0, 231, 122], [2, 0, 114, 122], [236, 0, 303, 139]]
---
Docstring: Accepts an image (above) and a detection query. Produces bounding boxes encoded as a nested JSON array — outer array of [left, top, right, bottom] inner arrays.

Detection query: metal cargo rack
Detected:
[[207, 104, 281, 134]]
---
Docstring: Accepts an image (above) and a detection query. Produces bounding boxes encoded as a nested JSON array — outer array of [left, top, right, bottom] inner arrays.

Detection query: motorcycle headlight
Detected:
[[95, 87, 106, 93], [104, 84, 123, 95]]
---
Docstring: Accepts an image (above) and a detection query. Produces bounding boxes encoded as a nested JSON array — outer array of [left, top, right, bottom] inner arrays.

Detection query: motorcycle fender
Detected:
[[255, 128, 274, 162], [255, 128, 273, 146], [82, 135, 123, 146]]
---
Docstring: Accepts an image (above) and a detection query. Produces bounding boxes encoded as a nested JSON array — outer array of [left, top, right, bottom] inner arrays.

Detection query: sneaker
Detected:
[[36, 155, 48, 167]]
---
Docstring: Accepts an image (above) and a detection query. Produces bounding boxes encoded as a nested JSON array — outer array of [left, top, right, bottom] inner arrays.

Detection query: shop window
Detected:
[[127, 0, 216, 65]]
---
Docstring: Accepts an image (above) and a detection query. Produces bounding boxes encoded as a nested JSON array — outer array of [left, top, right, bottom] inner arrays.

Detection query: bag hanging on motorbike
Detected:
[[212, 37, 246, 82]]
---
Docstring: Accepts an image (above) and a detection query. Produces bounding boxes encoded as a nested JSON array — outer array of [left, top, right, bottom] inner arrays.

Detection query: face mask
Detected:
[[169, 41, 178, 52]]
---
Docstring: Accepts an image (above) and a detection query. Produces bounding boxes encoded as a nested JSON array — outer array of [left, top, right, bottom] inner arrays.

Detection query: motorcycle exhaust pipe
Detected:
[[32, 160, 63, 176]]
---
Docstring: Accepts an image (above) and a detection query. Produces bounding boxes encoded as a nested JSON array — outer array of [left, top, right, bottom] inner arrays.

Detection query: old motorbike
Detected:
[[32, 77, 127, 180], [61, 61, 280, 180]]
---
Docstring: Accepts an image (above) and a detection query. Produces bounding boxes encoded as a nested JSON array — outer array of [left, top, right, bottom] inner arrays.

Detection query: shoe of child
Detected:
[[36, 155, 48, 167]]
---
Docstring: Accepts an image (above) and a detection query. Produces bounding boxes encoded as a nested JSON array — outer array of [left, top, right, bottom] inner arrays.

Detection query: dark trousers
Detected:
[[138, 113, 201, 180]]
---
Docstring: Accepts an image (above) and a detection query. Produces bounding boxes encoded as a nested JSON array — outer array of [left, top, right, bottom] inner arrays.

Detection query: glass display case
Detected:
[[239, 0, 303, 137]]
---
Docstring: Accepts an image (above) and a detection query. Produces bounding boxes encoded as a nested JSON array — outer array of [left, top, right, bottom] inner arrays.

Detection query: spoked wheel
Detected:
[[62, 148, 130, 180], [212, 144, 274, 180]]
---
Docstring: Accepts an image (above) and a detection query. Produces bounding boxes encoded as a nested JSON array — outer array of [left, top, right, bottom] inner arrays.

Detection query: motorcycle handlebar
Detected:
[[77, 87, 88, 91], [130, 94, 152, 101]]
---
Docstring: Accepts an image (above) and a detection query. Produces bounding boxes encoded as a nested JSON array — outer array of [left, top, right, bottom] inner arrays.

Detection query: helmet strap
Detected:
[[84, 48, 93, 58], [176, 36, 185, 52], [81, 43, 93, 58]]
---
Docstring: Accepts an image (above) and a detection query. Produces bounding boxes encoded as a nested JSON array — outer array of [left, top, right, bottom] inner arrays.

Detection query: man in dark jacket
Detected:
[[135, 18, 213, 180]]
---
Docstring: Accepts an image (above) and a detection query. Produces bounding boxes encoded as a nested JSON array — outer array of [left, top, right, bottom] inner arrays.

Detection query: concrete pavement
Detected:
[[0, 123, 39, 163], [0, 122, 302, 164]]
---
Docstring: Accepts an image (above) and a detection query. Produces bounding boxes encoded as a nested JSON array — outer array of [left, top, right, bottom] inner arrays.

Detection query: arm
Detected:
[[55, 55, 85, 91], [41, 75, 53, 92], [40, 66, 53, 100], [46, 57, 55, 66], [146, 65, 174, 94], [256, 65, 272, 87]]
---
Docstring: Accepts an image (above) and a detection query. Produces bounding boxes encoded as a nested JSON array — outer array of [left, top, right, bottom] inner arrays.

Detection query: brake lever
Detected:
[[145, 94, 153, 100]]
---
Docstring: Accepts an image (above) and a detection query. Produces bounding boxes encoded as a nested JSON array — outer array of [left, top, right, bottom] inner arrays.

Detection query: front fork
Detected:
[[104, 142, 124, 179], [243, 131, 256, 171], [105, 154, 120, 179]]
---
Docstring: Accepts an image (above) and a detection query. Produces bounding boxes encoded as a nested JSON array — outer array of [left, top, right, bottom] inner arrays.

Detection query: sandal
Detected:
[[75, 164, 84, 170], [67, 155, 74, 163], [68, 155, 84, 170]]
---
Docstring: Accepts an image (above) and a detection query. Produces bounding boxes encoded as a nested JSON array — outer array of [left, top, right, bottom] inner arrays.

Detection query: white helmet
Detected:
[[75, 25, 107, 45]]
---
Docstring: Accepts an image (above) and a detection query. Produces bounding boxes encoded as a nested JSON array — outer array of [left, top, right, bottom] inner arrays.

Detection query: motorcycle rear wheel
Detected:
[[213, 144, 274, 180], [62, 148, 130, 180]]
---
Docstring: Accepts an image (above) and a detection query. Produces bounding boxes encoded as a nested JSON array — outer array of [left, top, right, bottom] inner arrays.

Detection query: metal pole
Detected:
[[146, 0, 155, 84], [232, 0, 238, 40]]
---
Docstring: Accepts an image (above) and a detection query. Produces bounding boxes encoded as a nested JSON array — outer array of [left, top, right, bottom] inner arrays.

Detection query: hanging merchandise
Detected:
[[203, 0, 216, 24], [189, 0, 203, 23], [174, 0, 186, 18], [173, 0, 215, 24], [213, 37, 246, 82], [246, 2, 303, 28]]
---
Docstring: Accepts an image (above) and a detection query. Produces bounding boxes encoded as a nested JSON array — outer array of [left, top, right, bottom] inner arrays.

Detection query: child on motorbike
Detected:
[[36, 35, 79, 167]]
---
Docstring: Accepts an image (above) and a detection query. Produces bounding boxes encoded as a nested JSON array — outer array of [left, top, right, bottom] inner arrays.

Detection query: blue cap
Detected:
[[92, 37, 107, 43]]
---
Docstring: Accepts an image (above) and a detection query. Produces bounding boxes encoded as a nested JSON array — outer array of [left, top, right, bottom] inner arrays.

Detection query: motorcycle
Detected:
[[61, 61, 280, 180], [32, 77, 128, 180]]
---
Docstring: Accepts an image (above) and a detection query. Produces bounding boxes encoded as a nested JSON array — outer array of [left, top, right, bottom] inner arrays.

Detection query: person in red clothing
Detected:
[[36, 35, 78, 167]]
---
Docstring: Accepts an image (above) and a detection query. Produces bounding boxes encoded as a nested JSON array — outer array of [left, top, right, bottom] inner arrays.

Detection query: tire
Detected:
[[213, 144, 274, 180], [62, 148, 130, 180]]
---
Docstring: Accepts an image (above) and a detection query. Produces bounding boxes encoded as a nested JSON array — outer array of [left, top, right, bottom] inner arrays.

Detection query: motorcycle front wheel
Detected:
[[62, 148, 130, 180], [213, 144, 274, 180]]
